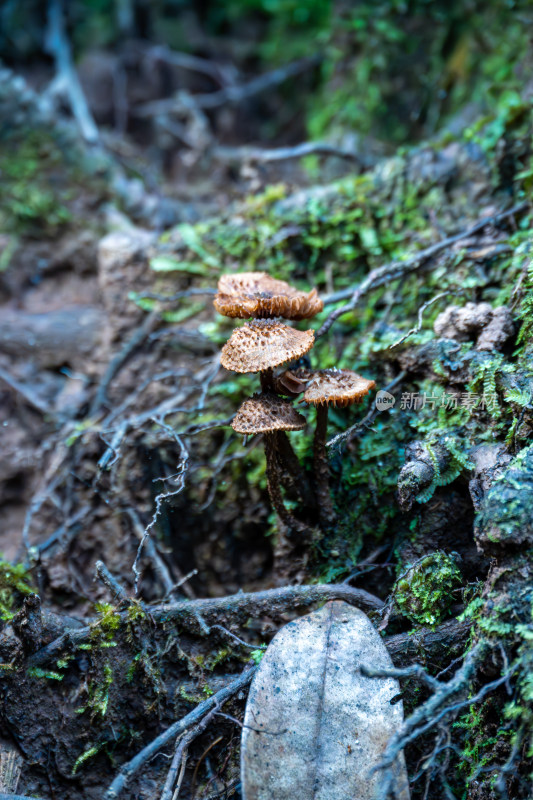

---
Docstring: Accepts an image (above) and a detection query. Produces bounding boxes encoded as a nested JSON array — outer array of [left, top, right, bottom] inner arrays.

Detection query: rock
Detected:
[[241, 601, 409, 800], [433, 302, 514, 351]]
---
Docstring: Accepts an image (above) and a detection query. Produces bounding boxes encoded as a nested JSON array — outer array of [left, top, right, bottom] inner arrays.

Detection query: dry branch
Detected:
[[105, 666, 257, 799], [27, 583, 383, 668], [364, 641, 518, 800], [159, 706, 219, 800]]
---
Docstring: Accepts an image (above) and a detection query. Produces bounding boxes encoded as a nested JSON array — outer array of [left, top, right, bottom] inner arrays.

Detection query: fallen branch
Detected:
[[27, 582, 383, 668], [316, 202, 529, 338], [105, 666, 256, 799]]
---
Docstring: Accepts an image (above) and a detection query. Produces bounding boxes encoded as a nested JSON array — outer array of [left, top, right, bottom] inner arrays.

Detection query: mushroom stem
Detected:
[[265, 433, 308, 536], [274, 431, 313, 507], [313, 405, 338, 530], [260, 368, 274, 392]]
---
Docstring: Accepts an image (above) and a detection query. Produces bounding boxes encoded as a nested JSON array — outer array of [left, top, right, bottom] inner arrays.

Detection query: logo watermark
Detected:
[[376, 390, 499, 413], [375, 390, 396, 411]]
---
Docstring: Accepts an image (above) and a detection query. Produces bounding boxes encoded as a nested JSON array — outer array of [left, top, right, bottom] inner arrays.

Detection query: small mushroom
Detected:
[[214, 271, 324, 320], [232, 393, 309, 534], [298, 369, 376, 529], [220, 319, 315, 391]]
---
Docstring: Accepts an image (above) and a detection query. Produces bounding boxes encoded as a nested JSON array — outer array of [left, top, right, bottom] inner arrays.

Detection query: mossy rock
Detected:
[[475, 445, 533, 548]]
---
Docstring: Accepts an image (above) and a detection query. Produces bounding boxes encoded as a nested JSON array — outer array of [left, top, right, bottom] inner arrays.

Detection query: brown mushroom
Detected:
[[220, 319, 315, 391], [214, 272, 323, 320], [232, 394, 309, 534], [232, 393, 307, 435], [299, 369, 376, 529]]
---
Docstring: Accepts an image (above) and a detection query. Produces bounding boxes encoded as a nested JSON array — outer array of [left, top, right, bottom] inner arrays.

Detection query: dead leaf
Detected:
[[241, 600, 409, 800]]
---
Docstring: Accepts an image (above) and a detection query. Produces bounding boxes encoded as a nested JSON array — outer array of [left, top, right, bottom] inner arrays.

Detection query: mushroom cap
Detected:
[[214, 272, 324, 320], [232, 393, 306, 435], [220, 319, 315, 373], [298, 369, 376, 408]]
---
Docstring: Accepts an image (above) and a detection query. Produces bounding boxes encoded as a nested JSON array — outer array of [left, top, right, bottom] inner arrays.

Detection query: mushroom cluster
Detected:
[[214, 272, 375, 536]]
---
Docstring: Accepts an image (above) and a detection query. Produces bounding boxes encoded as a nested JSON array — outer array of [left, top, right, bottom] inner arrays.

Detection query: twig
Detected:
[[209, 625, 266, 651], [124, 508, 178, 599], [95, 560, 129, 603], [136, 288, 217, 303], [0, 366, 54, 418], [0, 795, 46, 800], [213, 141, 360, 164], [316, 202, 529, 339], [105, 667, 257, 799], [148, 45, 229, 86], [160, 706, 219, 800], [494, 723, 526, 799], [21, 444, 69, 551], [136, 55, 321, 116], [35, 504, 92, 556], [327, 371, 406, 449], [388, 291, 460, 349], [45, 0, 99, 143], [161, 569, 198, 601], [369, 642, 519, 800], [361, 663, 441, 692], [132, 424, 189, 595]]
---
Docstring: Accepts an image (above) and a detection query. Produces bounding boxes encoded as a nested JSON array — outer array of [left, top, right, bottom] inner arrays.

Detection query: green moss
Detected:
[[89, 602, 121, 647], [395, 551, 462, 626], [0, 131, 73, 235], [0, 557, 35, 621], [27, 667, 64, 681], [475, 446, 533, 544], [71, 743, 104, 776], [76, 661, 113, 718], [454, 702, 509, 783]]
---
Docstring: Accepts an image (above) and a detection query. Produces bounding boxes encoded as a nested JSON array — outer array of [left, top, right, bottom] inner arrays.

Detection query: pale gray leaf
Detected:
[[241, 600, 410, 800]]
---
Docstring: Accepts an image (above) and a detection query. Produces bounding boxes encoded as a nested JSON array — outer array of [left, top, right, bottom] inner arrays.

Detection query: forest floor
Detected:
[[0, 13, 532, 800]]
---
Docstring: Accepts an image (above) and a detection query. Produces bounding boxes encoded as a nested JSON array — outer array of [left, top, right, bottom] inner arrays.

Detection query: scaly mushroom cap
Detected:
[[214, 272, 323, 320], [220, 319, 315, 373], [300, 369, 376, 408], [232, 393, 306, 435]]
